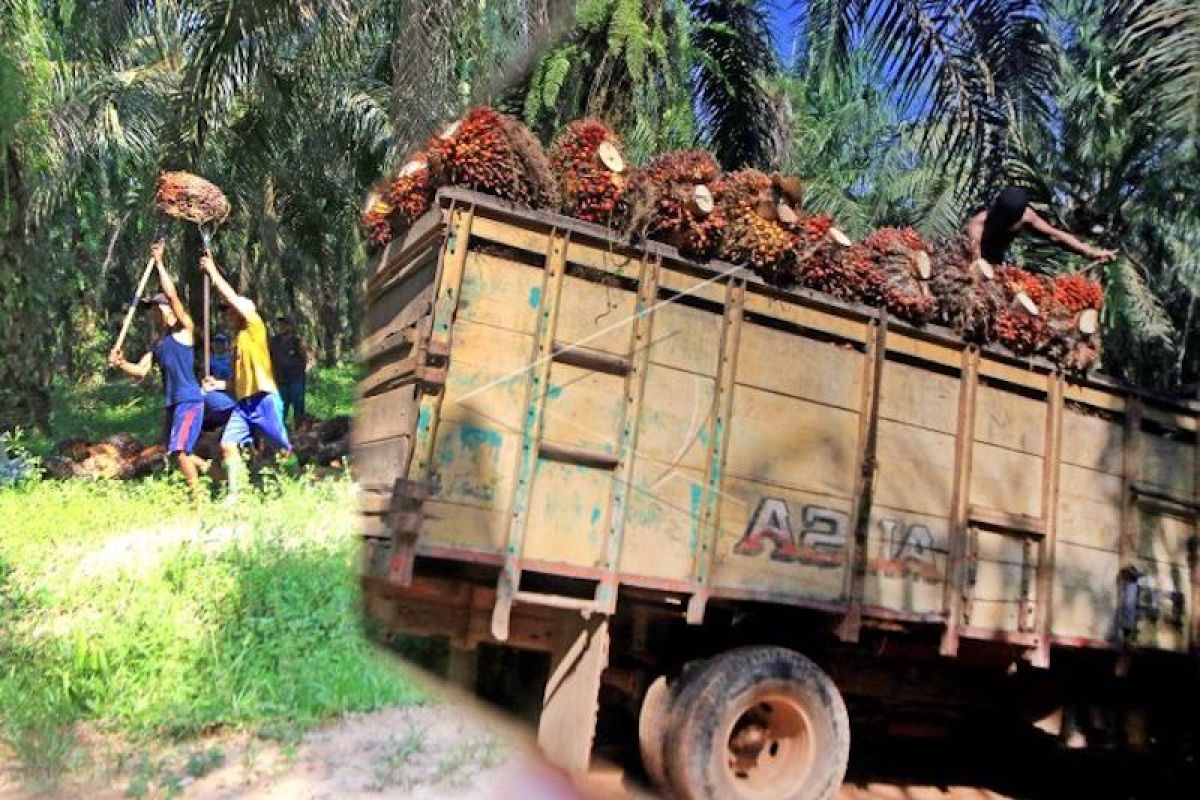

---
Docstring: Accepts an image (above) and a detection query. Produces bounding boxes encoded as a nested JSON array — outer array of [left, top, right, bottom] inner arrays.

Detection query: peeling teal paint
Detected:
[[417, 405, 431, 433], [546, 384, 563, 400], [529, 286, 542, 308], [689, 482, 702, 552], [591, 506, 602, 525], [459, 425, 502, 450]]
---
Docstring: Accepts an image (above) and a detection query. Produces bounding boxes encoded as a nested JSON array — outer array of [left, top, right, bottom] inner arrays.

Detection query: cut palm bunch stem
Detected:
[[153, 171, 231, 377]]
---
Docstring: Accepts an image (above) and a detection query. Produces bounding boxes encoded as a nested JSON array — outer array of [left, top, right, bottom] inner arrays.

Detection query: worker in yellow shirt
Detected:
[[199, 253, 291, 501]]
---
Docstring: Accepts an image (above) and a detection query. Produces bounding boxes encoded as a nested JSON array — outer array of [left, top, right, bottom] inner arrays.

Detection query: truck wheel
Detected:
[[638, 676, 673, 793], [663, 646, 849, 800]]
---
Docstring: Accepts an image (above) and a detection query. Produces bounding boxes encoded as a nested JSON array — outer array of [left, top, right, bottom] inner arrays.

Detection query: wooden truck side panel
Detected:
[[357, 191, 1199, 662]]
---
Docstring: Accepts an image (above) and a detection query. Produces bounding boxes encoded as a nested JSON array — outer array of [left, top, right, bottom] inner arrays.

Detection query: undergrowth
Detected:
[[0, 471, 421, 782], [23, 363, 360, 457]]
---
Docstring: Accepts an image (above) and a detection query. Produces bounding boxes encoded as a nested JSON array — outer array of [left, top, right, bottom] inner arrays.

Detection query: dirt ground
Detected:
[[1, 702, 1025, 800]]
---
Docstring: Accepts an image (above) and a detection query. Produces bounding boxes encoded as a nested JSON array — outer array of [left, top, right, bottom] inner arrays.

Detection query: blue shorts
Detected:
[[203, 390, 237, 429], [166, 401, 204, 455], [220, 391, 291, 452]]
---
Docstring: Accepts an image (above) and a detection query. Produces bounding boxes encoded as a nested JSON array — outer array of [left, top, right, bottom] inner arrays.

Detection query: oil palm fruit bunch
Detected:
[[1042, 272, 1104, 371], [929, 237, 1006, 342], [627, 150, 727, 259], [549, 119, 629, 225], [994, 264, 1050, 355], [718, 169, 801, 285], [360, 152, 435, 249], [844, 227, 935, 323], [154, 172, 230, 226], [361, 185, 395, 247], [787, 214, 859, 301], [427, 106, 554, 207]]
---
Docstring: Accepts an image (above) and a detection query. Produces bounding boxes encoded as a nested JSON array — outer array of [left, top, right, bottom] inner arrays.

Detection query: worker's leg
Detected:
[[293, 380, 306, 423], [168, 401, 204, 496], [249, 392, 292, 454], [219, 404, 253, 501], [279, 383, 294, 425], [176, 451, 199, 493]]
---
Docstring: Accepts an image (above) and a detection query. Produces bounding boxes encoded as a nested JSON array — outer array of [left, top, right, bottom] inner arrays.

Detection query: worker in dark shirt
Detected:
[[269, 315, 308, 425], [966, 187, 1118, 268], [108, 242, 204, 493]]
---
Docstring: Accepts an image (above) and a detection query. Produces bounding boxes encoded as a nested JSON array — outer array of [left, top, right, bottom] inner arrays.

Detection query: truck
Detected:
[[354, 188, 1199, 799]]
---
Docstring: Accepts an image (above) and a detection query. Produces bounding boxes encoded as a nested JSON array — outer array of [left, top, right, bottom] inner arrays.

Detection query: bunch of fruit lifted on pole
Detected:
[[363, 107, 1105, 372]]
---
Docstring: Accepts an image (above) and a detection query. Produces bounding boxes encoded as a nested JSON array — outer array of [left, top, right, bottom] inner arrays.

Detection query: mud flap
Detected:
[[537, 616, 610, 774]]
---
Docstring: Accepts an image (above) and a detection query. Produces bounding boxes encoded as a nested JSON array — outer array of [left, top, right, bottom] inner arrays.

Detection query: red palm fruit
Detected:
[[549, 119, 629, 225]]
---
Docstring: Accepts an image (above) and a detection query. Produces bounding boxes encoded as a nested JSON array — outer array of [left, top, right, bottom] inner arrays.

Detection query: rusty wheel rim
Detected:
[[719, 689, 815, 799]]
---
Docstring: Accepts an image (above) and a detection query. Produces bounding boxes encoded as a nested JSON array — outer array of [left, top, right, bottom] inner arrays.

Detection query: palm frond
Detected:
[[689, 0, 781, 170], [1113, 0, 1200, 137]]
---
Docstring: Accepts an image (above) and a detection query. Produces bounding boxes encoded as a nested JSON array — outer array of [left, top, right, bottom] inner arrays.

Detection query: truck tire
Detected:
[[662, 646, 850, 800], [638, 675, 673, 793]]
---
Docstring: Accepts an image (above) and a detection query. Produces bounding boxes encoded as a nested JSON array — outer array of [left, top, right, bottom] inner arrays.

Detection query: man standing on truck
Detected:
[[966, 186, 1119, 268], [107, 241, 204, 495], [198, 253, 291, 502]]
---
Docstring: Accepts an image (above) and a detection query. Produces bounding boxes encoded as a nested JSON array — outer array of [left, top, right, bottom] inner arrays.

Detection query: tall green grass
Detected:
[[25, 363, 361, 456], [0, 471, 420, 778]]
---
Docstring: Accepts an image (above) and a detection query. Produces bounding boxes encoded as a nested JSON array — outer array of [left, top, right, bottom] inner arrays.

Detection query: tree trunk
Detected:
[[0, 144, 51, 432]]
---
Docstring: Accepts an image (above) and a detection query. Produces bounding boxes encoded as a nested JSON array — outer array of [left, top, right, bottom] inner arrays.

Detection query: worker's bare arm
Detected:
[[1024, 209, 1118, 262], [109, 349, 153, 380], [966, 211, 987, 261], [199, 253, 256, 318], [152, 242, 195, 337]]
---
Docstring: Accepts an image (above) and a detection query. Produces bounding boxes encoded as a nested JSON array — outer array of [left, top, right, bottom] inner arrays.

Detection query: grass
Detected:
[[23, 362, 361, 457], [0, 470, 423, 784]]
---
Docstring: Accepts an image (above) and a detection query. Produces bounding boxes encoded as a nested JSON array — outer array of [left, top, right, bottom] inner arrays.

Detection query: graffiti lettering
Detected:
[[734, 498, 945, 581], [870, 519, 941, 581], [734, 499, 846, 565]]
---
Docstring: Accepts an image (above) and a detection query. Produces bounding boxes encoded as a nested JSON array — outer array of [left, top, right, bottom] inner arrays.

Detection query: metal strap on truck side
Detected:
[[492, 228, 571, 641], [836, 313, 888, 642], [595, 253, 661, 613], [387, 202, 474, 587], [685, 278, 746, 625]]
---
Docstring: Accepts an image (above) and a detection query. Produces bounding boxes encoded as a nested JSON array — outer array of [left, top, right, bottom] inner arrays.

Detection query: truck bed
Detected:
[[355, 188, 1199, 666]]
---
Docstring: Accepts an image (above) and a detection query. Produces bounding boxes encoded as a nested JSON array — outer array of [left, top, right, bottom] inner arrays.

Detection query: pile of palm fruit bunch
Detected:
[[841, 227, 936, 323], [625, 150, 728, 259], [358, 110, 1112, 372], [42, 434, 165, 480], [548, 119, 630, 225], [362, 106, 557, 247]]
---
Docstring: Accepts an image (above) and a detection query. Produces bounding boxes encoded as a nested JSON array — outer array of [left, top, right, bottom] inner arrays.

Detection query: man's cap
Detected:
[[139, 292, 170, 308]]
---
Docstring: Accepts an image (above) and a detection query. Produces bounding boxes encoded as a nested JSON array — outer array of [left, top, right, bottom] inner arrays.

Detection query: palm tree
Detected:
[[520, 0, 780, 167]]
